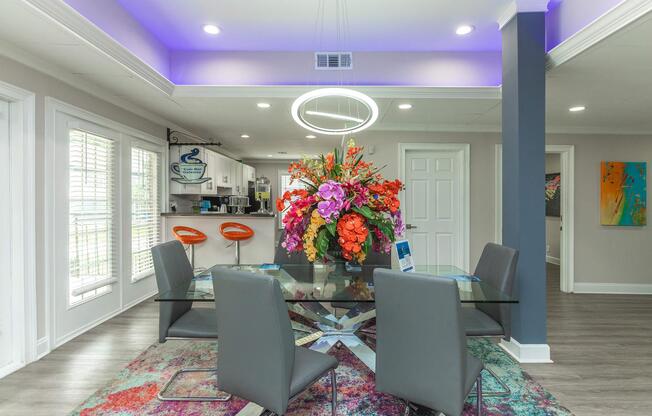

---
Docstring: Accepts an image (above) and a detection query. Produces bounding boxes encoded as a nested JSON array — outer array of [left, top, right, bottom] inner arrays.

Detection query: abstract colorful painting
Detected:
[[545, 173, 561, 217], [600, 161, 647, 226]]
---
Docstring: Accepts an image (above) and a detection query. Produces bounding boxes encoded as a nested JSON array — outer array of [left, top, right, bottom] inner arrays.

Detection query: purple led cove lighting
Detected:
[[114, 0, 507, 52], [546, 0, 625, 50], [169, 51, 502, 86], [63, 0, 170, 77]]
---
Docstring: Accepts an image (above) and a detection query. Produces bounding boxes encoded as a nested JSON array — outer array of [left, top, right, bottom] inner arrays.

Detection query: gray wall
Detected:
[[549, 134, 652, 285], [546, 153, 561, 261], [0, 55, 167, 340]]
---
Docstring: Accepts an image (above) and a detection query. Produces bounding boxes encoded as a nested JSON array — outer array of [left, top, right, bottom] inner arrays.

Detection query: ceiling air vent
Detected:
[[315, 52, 353, 70]]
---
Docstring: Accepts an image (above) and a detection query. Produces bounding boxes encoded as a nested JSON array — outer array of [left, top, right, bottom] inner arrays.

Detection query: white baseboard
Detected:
[[573, 282, 652, 295], [500, 337, 553, 364], [0, 362, 24, 379], [36, 337, 50, 359], [546, 255, 560, 265], [53, 289, 158, 350]]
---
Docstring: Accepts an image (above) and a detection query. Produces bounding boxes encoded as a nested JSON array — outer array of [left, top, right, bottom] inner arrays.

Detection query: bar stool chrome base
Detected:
[[158, 367, 232, 402]]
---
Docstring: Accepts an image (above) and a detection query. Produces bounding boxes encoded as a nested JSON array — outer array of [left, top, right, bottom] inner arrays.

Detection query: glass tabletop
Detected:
[[156, 263, 518, 304]]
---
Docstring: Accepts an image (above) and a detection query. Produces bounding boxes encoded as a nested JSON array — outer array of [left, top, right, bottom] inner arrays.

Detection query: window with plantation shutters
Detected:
[[131, 146, 161, 281], [68, 129, 117, 305]]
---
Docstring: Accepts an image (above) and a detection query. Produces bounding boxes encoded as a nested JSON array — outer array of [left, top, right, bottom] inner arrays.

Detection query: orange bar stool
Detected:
[[172, 226, 207, 270], [219, 222, 254, 265]]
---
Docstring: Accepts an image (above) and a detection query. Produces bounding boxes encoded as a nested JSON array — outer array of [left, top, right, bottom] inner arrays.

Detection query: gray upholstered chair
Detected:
[[463, 243, 518, 340], [374, 269, 483, 416], [212, 269, 339, 415], [152, 240, 227, 402], [152, 240, 218, 343]]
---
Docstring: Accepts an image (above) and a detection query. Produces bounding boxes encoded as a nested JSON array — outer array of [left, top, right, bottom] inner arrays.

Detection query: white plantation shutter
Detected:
[[131, 146, 161, 280], [68, 129, 118, 304]]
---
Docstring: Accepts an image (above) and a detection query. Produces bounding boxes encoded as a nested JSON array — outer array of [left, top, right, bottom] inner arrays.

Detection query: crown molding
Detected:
[[21, 0, 174, 95], [172, 85, 502, 100], [547, 0, 652, 70], [497, 0, 550, 29]]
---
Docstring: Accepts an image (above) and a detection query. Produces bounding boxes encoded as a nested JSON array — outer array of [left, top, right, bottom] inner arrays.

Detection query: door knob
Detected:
[[406, 224, 417, 230]]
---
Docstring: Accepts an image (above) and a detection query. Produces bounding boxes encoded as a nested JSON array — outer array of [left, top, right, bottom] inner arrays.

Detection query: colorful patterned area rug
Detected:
[[70, 338, 573, 416]]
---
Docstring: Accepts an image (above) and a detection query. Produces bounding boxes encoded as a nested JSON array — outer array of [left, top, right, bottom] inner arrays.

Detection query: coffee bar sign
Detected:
[[170, 148, 211, 184]]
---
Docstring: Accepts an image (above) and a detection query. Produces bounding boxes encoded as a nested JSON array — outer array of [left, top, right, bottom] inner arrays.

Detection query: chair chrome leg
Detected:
[[467, 367, 511, 398], [331, 369, 337, 416], [158, 367, 232, 402], [403, 400, 411, 416], [476, 373, 483, 416]]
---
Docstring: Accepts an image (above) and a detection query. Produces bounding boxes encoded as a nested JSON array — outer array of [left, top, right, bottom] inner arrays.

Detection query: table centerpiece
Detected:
[[277, 140, 405, 264]]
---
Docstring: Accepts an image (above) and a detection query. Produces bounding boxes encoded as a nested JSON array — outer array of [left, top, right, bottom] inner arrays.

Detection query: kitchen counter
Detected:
[[161, 212, 275, 218], [162, 212, 276, 267]]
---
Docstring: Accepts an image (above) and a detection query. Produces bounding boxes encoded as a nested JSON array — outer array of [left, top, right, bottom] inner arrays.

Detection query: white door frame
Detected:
[[494, 144, 575, 293], [0, 81, 36, 379], [398, 143, 470, 272]]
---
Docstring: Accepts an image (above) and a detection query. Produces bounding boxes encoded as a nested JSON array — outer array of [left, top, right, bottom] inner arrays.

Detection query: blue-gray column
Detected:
[[501, 12, 547, 344]]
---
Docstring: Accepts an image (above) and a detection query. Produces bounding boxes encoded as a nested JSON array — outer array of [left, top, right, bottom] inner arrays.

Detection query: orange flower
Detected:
[[336, 212, 369, 262], [325, 153, 335, 172], [276, 197, 285, 212]]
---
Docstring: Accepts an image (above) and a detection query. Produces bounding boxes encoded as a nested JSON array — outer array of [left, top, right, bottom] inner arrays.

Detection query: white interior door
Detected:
[[0, 99, 13, 373], [403, 145, 468, 269]]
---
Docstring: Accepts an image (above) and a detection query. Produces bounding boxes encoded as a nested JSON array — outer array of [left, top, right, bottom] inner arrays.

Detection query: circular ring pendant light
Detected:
[[291, 88, 379, 135]]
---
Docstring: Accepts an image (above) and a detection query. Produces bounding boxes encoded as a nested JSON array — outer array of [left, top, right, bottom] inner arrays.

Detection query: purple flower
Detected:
[[317, 181, 346, 222], [317, 199, 343, 222], [392, 210, 406, 237], [318, 181, 345, 200]]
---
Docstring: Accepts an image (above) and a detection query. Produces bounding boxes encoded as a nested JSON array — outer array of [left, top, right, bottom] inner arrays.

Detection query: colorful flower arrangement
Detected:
[[277, 140, 405, 263]]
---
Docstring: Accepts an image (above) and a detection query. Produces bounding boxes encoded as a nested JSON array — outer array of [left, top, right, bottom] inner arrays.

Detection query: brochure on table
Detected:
[[395, 239, 415, 272]]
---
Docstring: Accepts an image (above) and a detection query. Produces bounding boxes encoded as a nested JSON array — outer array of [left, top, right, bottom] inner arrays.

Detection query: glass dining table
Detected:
[[156, 262, 518, 372]]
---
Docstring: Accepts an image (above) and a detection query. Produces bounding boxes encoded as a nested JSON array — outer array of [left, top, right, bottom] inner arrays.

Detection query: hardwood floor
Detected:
[[523, 264, 652, 416], [0, 266, 650, 415]]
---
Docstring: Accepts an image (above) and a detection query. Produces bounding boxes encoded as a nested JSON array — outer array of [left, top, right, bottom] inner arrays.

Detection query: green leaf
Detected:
[[362, 231, 372, 255], [315, 228, 331, 258], [352, 206, 376, 220], [325, 222, 337, 237]]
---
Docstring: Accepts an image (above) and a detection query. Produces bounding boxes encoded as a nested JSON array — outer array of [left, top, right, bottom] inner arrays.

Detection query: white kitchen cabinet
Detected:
[[200, 149, 218, 195]]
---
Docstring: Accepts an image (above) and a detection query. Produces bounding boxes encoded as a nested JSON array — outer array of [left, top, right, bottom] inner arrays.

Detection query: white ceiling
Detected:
[[1, 0, 651, 159], [115, 0, 511, 51]]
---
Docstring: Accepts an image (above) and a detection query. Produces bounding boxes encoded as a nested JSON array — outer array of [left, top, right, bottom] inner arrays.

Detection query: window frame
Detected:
[[128, 139, 164, 283]]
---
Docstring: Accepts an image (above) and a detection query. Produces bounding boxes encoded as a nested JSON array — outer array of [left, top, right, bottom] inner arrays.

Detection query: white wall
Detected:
[[0, 55, 167, 341], [546, 153, 561, 262]]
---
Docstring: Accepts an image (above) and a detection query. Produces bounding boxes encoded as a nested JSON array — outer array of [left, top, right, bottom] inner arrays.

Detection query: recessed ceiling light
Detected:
[[569, 105, 586, 112], [398, 103, 413, 110], [456, 25, 474, 36], [267, 154, 273, 158], [257, 102, 271, 109], [240, 134, 250, 139], [203, 24, 221, 35], [306, 135, 317, 139]]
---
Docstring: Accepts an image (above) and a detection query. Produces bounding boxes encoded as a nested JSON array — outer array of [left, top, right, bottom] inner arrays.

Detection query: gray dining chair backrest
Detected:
[[212, 270, 296, 415], [374, 269, 468, 415], [474, 243, 519, 339], [151, 240, 194, 343]]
